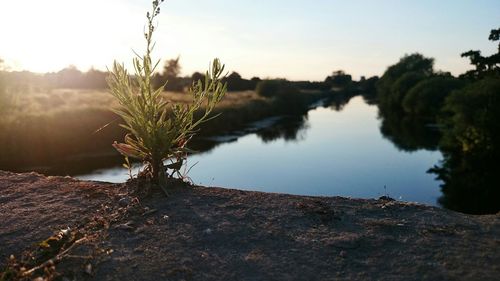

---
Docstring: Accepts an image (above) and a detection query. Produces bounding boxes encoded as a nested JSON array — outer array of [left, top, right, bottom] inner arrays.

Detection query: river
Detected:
[[76, 96, 443, 206]]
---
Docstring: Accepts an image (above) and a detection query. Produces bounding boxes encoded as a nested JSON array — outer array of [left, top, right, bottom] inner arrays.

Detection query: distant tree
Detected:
[[359, 76, 379, 104], [224, 72, 247, 91], [376, 53, 434, 111], [402, 75, 464, 118], [227, 72, 241, 80], [191, 72, 205, 82], [163, 56, 181, 78], [250, 77, 261, 90], [460, 28, 500, 79], [256, 79, 308, 113], [324, 70, 352, 89], [163, 56, 183, 91], [256, 79, 285, 98], [56, 65, 85, 88], [84, 67, 107, 89], [388, 72, 427, 110]]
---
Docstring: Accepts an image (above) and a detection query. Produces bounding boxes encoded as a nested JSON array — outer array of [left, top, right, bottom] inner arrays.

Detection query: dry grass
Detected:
[[8, 89, 263, 119]]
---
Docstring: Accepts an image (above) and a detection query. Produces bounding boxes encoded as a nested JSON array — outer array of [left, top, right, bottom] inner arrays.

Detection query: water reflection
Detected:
[[378, 111, 441, 152], [326, 91, 355, 112], [376, 88, 500, 214], [256, 115, 310, 143], [429, 150, 500, 214], [159, 96, 443, 205]]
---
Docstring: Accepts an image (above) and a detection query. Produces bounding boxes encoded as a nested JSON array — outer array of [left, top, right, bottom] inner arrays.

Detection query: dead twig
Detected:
[[22, 236, 88, 277]]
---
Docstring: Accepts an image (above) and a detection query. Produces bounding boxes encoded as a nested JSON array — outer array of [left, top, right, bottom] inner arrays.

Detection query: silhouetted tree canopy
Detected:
[[191, 72, 204, 82], [460, 28, 500, 79], [402, 75, 464, 118], [163, 56, 181, 78], [162, 56, 184, 91], [358, 76, 379, 104], [376, 53, 434, 112], [221, 72, 259, 91], [324, 70, 352, 89]]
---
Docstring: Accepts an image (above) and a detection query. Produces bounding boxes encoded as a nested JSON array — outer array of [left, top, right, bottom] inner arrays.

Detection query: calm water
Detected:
[[77, 96, 443, 206]]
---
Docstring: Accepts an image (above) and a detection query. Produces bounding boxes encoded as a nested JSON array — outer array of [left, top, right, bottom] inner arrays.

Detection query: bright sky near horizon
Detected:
[[0, 0, 498, 80]]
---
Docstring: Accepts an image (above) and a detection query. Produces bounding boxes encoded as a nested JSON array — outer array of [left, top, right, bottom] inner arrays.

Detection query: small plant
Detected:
[[108, 0, 226, 191]]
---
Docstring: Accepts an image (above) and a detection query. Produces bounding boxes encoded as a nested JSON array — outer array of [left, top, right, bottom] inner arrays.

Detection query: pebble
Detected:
[[118, 197, 131, 207], [85, 263, 92, 275]]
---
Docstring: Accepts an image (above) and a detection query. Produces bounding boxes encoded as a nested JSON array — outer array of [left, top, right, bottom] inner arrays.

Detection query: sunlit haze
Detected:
[[0, 0, 498, 80]]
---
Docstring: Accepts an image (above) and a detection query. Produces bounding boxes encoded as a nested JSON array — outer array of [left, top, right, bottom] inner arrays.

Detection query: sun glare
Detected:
[[0, 0, 141, 73]]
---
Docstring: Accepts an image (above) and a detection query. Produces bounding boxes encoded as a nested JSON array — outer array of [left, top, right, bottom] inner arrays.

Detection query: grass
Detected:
[[5, 88, 263, 117]]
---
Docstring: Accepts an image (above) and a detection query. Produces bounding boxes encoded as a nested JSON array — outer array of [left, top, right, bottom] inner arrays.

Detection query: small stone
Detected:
[[85, 263, 92, 275], [339, 250, 347, 258], [118, 197, 131, 207], [204, 228, 212, 235]]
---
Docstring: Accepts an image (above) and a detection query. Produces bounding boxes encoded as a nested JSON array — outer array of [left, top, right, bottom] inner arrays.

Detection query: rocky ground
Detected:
[[0, 170, 499, 281]]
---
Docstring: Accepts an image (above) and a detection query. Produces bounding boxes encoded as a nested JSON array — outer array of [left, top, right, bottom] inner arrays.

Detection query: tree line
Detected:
[[0, 53, 378, 95], [374, 28, 500, 214]]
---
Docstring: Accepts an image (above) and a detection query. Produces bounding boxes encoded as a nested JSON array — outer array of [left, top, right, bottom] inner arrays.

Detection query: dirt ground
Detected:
[[0, 170, 499, 281]]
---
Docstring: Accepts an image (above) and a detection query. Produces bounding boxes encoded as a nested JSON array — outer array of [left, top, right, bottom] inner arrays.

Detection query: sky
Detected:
[[0, 0, 498, 80]]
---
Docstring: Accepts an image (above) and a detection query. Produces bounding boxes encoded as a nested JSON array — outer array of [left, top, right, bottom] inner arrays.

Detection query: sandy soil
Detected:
[[0, 170, 499, 281]]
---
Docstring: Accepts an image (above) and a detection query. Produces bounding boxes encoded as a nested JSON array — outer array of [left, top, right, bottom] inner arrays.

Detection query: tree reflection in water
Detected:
[[377, 76, 500, 214]]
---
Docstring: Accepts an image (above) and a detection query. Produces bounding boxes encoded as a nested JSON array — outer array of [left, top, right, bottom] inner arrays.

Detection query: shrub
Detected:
[[108, 0, 226, 190]]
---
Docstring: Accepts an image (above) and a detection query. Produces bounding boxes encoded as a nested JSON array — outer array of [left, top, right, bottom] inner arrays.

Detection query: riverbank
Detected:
[[1, 171, 498, 280], [0, 89, 330, 174]]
